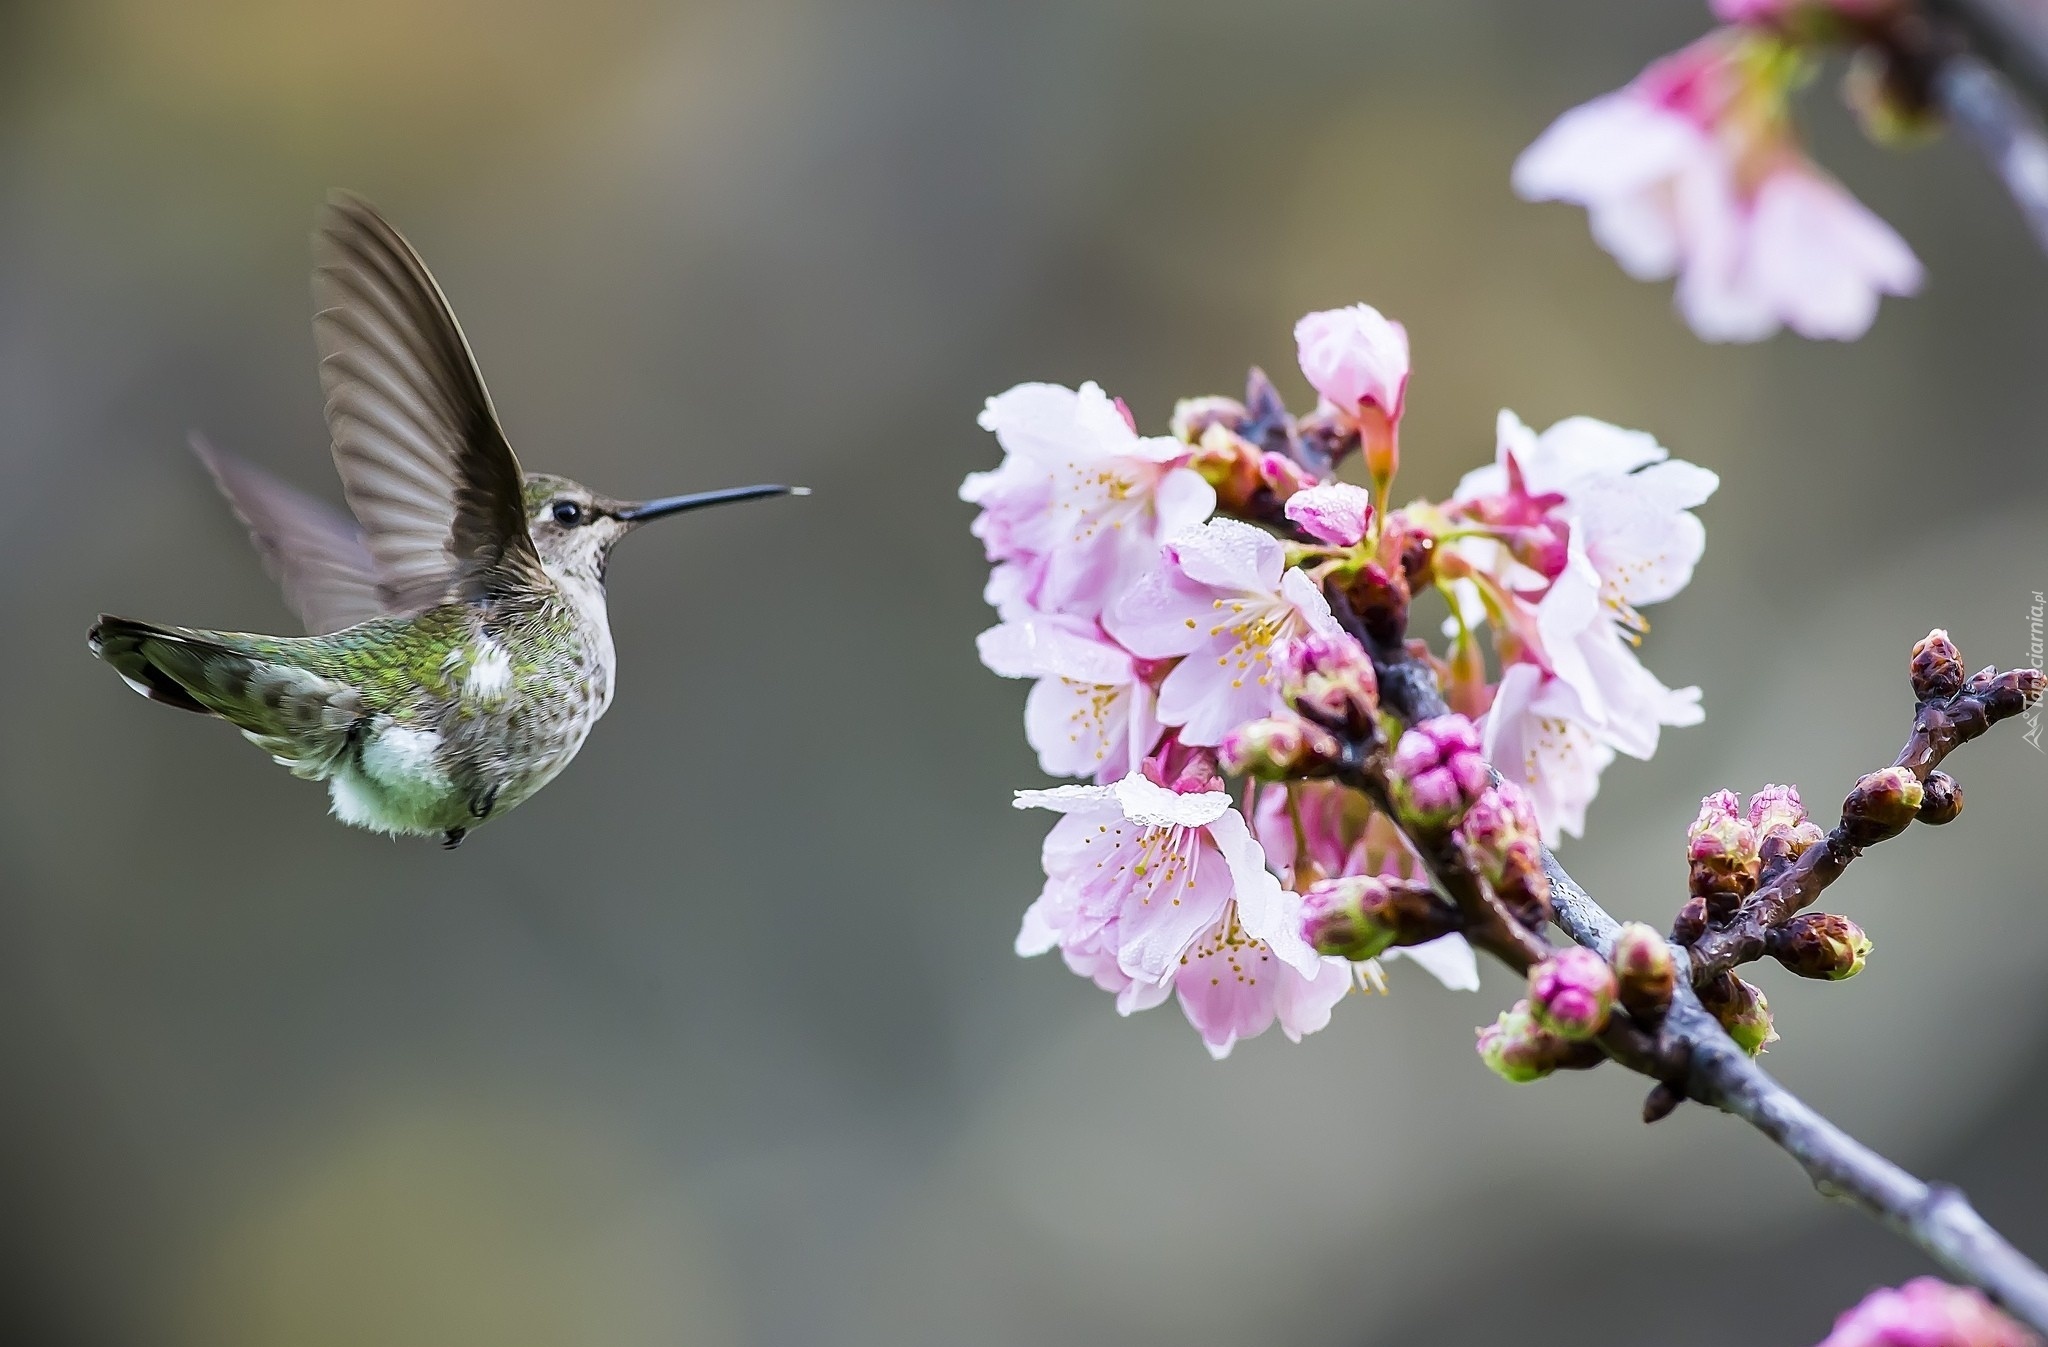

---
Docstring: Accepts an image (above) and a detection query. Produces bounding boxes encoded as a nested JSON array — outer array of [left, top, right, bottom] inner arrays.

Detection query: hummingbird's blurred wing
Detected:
[[189, 433, 389, 635], [311, 193, 548, 611]]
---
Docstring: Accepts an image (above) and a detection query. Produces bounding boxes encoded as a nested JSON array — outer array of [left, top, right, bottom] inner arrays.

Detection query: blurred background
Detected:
[[2, 0, 2046, 1343]]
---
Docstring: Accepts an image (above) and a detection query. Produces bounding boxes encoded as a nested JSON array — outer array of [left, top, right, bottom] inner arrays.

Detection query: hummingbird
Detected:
[[90, 193, 805, 848]]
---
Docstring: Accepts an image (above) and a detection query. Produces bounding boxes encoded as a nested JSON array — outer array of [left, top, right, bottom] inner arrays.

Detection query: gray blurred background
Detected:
[[2, 1, 2045, 1343]]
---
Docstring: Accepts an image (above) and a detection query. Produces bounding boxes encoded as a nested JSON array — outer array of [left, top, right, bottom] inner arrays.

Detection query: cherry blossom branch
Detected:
[[1689, 638, 2041, 982], [1347, 616, 2048, 1333], [1933, 49, 2048, 256], [1929, 0, 2048, 109], [1877, 3, 2048, 257]]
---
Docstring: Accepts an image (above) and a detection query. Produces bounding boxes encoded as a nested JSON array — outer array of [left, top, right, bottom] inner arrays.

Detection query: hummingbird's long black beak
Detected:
[[615, 484, 810, 522]]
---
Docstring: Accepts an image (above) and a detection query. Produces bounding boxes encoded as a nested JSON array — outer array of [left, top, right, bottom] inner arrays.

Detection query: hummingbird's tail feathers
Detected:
[[88, 618, 211, 712], [89, 617, 364, 780]]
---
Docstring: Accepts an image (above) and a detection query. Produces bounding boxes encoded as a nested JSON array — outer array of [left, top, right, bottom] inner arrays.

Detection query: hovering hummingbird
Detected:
[[90, 193, 805, 848]]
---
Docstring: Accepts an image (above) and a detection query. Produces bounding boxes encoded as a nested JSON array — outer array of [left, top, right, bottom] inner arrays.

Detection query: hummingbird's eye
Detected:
[[550, 500, 584, 527]]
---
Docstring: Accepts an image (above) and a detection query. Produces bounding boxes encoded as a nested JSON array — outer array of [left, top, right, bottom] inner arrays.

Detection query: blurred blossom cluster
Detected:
[[962, 304, 1714, 1054], [1821, 1279, 2040, 1347], [1516, 0, 1924, 340]]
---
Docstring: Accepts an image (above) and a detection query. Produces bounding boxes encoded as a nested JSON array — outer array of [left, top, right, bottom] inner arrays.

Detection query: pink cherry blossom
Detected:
[[1171, 908, 1358, 1059], [1448, 412, 1710, 839], [1481, 663, 1618, 844], [1106, 517, 1343, 746], [1512, 30, 1919, 342], [1014, 771, 1348, 1056], [1535, 528, 1704, 762], [976, 614, 1161, 781], [1819, 1278, 2037, 1347], [963, 381, 1216, 620], [1293, 304, 1410, 421], [1714, 0, 1899, 21], [1283, 481, 1376, 546]]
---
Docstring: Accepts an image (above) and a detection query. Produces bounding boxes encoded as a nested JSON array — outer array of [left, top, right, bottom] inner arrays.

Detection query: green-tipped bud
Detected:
[[1527, 946, 1616, 1040], [1841, 766, 1924, 846], [1475, 1001, 1563, 1084], [1610, 922, 1677, 1021], [1769, 912, 1872, 980], [1476, 1000, 1606, 1083], [1917, 771, 1963, 826], [1299, 874, 1459, 961], [1700, 975, 1779, 1057], [1910, 628, 1965, 703], [1218, 715, 1340, 782]]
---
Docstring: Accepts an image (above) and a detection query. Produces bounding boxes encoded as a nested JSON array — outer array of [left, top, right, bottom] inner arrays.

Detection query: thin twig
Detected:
[[1689, 664, 2039, 982], [1361, 635, 2048, 1332], [1935, 51, 2048, 257], [1927, 0, 2048, 111]]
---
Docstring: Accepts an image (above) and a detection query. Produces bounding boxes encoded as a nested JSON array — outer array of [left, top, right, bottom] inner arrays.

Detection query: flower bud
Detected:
[[1610, 922, 1677, 1020], [1917, 770, 1962, 825], [1283, 480, 1375, 548], [1670, 894, 1708, 946], [1475, 1000, 1602, 1083], [1454, 780, 1553, 928], [1388, 713, 1490, 830], [1300, 874, 1459, 961], [1527, 946, 1616, 1040], [1820, 1277, 2037, 1347], [1699, 975, 1778, 1056], [1687, 790, 1760, 911], [1841, 766, 1925, 846], [1169, 395, 1248, 445], [1276, 632, 1379, 738], [1769, 912, 1872, 980], [1256, 451, 1320, 502], [1219, 715, 1341, 782], [1746, 783, 1806, 837], [1910, 628, 1965, 703]]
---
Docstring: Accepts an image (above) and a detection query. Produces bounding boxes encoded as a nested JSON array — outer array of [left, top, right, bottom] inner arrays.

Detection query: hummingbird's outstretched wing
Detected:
[[311, 192, 548, 611], [189, 433, 389, 635]]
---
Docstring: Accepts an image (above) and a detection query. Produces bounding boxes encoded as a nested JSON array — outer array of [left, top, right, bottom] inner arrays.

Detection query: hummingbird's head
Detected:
[[521, 472, 807, 589]]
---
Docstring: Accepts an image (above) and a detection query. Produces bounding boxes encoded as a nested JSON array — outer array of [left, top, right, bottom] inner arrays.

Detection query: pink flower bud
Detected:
[[1688, 789, 1761, 908], [1276, 632, 1379, 737], [1283, 481, 1376, 547], [1610, 922, 1677, 1019], [1527, 946, 1616, 1040], [1747, 783, 1807, 835], [1218, 715, 1340, 783], [1455, 782, 1540, 879], [1294, 305, 1409, 422], [1300, 874, 1459, 961], [1454, 781, 1553, 926], [1821, 1277, 2037, 1347], [1770, 912, 1872, 980], [1389, 714, 1489, 830]]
